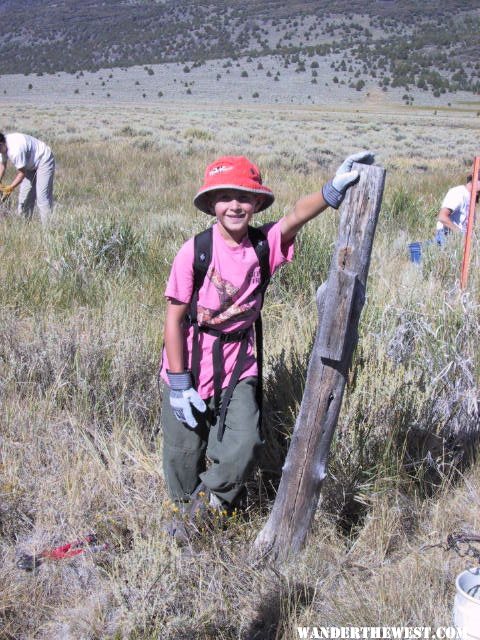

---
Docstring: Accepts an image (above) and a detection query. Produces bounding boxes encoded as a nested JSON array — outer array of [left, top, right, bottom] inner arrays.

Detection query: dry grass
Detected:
[[0, 102, 479, 638]]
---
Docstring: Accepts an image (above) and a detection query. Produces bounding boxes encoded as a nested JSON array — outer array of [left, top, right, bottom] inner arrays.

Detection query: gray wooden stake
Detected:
[[254, 162, 386, 561]]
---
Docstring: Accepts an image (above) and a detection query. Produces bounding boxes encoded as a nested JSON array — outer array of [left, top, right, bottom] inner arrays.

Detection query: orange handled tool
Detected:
[[460, 156, 480, 290]]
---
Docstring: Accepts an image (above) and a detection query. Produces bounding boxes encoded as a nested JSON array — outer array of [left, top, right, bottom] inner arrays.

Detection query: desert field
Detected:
[[0, 99, 479, 638]]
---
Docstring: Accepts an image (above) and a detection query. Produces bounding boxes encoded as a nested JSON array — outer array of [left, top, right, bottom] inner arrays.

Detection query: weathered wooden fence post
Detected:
[[254, 162, 386, 561]]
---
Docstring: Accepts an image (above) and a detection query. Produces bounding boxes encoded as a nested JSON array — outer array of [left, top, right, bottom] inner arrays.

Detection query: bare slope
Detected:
[[1, 0, 479, 98]]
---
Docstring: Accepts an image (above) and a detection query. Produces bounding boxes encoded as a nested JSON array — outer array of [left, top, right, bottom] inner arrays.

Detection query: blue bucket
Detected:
[[408, 242, 422, 264]]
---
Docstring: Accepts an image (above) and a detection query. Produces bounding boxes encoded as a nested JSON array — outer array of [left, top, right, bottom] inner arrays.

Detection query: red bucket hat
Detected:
[[193, 155, 275, 215]]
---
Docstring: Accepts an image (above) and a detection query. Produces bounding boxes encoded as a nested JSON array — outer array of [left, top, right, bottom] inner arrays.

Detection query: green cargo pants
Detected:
[[161, 376, 263, 505]]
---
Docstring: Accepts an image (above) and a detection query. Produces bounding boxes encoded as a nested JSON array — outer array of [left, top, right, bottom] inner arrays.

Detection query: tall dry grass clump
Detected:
[[0, 105, 479, 638]]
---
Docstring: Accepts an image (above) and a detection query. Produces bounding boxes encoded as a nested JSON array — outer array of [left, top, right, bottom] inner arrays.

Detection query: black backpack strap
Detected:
[[192, 227, 213, 320], [216, 336, 250, 441], [247, 226, 270, 297], [247, 226, 271, 439], [254, 314, 264, 437], [191, 227, 213, 387]]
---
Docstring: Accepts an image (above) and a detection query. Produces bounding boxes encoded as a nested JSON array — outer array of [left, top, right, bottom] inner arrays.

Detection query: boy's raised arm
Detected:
[[280, 191, 329, 244], [280, 151, 375, 244]]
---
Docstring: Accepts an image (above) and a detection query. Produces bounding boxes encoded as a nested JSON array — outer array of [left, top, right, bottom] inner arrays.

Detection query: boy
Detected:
[[160, 151, 374, 540]]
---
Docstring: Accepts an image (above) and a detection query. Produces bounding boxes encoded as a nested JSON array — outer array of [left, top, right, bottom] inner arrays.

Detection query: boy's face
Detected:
[[211, 189, 259, 240]]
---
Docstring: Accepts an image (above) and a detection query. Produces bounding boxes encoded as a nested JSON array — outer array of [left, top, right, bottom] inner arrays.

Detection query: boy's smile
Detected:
[[212, 189, 259, 243]]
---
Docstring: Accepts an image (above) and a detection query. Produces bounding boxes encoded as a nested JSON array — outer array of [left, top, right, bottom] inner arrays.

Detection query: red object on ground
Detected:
[[42, 534, 96, 559], [16, 534, 108, 571]]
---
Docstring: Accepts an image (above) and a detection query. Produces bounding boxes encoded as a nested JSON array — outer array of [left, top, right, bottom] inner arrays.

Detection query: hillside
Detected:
[[1, 0, 479, 99]]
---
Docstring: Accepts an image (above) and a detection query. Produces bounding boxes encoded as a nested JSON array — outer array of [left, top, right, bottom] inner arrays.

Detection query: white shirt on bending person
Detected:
[[1, 133, 52, 172]]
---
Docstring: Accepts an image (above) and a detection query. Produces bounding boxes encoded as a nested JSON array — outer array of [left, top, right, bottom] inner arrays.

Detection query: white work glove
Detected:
[[167, 371, 206, 429], [322, 151, 375, 209]]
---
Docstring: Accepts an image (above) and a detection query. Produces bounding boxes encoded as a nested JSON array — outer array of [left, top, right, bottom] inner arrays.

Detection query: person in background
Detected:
[[435, 174, 478, 245], [0, 132, 55, 225]]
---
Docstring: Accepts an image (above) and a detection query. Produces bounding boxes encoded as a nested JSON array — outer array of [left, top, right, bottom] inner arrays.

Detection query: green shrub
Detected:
[[381, 185, 427, 235], [45, 218, 147, 306], [183, 128, 213, 141], [51, 218, 146, 275]]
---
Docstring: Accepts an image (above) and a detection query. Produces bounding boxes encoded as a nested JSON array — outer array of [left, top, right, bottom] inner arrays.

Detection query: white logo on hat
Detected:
[[209, 165, 233, 176]]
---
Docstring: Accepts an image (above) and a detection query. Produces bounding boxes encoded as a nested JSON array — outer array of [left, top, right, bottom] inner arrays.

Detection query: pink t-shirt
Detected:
[[160, 220, 294, 399]]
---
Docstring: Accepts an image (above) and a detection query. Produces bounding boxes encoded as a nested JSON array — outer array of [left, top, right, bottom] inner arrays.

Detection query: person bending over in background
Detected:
[[159, 151, 374, 542], [0, 132, 55, 225], [435, 173, 478, 245]]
